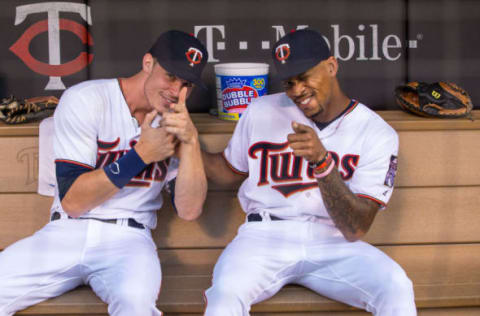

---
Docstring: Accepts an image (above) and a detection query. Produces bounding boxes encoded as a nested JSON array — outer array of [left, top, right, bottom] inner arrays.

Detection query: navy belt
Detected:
[[51, 211, 145, 229], [247, 213, 283, 222]]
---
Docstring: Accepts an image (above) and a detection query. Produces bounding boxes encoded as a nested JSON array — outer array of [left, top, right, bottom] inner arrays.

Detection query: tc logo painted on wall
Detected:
[[17, 146, 38, 186], [9, 2, 93, 90]]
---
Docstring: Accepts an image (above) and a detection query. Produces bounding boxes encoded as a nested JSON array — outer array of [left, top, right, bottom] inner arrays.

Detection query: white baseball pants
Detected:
[[0, 218, 162, 316], [204, 219, 416, 316]]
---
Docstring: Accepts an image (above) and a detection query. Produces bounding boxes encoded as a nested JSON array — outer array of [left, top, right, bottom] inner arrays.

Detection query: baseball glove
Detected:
[[394, 81, 473, 118], [0, 95, 58, 124], [0, 95, 22, 121]]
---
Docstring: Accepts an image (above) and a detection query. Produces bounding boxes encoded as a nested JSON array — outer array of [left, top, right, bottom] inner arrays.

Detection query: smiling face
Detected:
[[283, 56, 338, 122], [143, 55, 193, 113]]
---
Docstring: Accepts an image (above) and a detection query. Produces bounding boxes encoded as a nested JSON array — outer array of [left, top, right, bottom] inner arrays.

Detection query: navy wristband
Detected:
[[103, 148, 147, 189]]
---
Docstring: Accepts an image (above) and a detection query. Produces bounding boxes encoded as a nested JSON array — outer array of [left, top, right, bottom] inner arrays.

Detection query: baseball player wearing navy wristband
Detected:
[[0, 30, 208, 316], [202, 29, 416, 315]]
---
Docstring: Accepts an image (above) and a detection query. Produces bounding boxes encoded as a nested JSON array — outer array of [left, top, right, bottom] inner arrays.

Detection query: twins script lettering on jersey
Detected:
[[249, 141, 359, 197], [96, 138, 168, 187]]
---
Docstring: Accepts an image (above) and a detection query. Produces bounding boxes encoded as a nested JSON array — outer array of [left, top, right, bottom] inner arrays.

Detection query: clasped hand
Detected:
[[136, 87, 197, 164]]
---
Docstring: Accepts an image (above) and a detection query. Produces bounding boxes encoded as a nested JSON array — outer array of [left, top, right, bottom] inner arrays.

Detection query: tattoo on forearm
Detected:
[[317, 169, 377, 239]]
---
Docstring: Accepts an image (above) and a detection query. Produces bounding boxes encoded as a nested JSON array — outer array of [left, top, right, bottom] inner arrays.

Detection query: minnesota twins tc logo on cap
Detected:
[[275, 44, 290, 64], [185, 47, 203, 67]]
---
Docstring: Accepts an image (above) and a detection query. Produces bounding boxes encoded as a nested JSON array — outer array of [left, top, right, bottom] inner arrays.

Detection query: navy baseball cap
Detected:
[[149, 30, 209, 89], [272, 29, 332, 80]]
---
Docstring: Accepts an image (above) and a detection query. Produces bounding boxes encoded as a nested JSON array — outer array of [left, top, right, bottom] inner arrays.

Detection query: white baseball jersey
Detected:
[[224, 92, 399, 227], [204, 93, 414, 316], [51, 79, 178, 229]]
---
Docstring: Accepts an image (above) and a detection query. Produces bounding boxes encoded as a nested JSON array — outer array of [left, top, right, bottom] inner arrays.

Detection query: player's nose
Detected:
[[291, 82, 306, 97], [169, 79, 183, 99]]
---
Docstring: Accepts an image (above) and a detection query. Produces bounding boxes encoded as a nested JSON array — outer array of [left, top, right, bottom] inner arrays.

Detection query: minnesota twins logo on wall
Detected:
[[17, 146, 38, 186], [9, 2, 93, 90]]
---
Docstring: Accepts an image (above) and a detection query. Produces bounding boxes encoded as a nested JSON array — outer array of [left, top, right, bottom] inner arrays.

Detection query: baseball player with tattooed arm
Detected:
[[202, 29, 416, 315], [0, 30, 207, 316]]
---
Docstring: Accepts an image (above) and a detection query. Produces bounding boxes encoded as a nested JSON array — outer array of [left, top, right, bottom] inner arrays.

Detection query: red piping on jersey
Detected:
[[356, 194, 386, 207], [125, 181, 150, 187], [221, 152, 248, 176], [55, 159, 94, 170], [345, 99, 359, 115]]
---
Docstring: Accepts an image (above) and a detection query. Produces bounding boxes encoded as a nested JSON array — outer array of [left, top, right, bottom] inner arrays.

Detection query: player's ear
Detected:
[[142, 53, 155, 74], [325, 56, 338, 77], [185, 84, 194, 99]]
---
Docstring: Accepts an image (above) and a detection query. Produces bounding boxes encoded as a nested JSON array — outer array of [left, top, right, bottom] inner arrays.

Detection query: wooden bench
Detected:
[[1, 111, 480, 315]]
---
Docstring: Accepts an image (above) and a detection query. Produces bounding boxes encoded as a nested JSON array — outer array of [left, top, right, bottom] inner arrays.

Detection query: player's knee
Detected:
[[0, 308, 13, 316], [371, 270, 416, 315], [0, 303, 14, 316], [204, 284, 247, 314], [376, 266, 414, 306], [108, 286, 158, 316]]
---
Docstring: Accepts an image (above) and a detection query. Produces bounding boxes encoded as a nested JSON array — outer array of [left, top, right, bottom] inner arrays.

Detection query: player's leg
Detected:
[[0, 220, 87, 316], [297, 239, 416, 316], [204, 222, 303, 316], [85, 222, 162, 316]]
